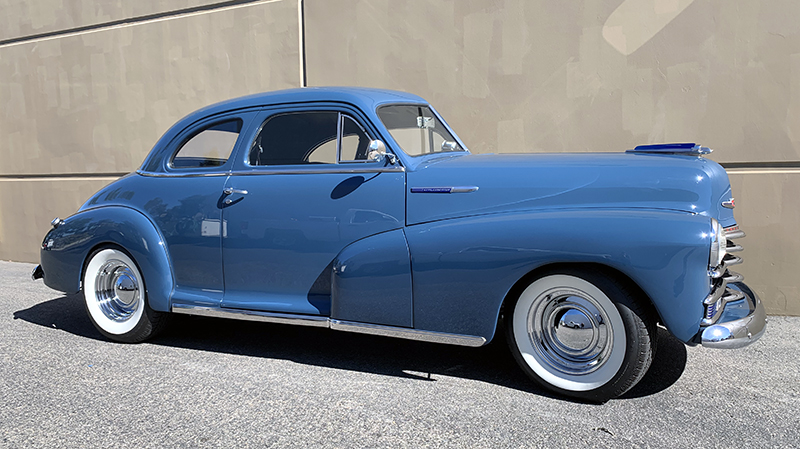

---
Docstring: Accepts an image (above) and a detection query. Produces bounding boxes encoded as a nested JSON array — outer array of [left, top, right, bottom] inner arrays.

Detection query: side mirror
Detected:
[[441, 141, 460, 152], [367, 140, 397, 164]]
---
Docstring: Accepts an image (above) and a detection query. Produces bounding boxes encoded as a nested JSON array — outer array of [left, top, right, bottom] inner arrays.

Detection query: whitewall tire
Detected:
[[83, 248, 167, 343], [506, 269, 656, 402]]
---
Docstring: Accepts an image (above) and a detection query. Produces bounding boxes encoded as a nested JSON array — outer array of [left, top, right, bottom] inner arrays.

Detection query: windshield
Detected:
[[377, 105, 464, 157]]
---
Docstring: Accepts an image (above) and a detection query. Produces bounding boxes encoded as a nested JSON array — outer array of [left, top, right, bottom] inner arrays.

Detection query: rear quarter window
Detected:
[[171, 119, 242, 169]]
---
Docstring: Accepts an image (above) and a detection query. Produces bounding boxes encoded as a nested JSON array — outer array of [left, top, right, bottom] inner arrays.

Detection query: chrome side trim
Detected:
[[171, 305, 488, 346], [410, 186, 479, 194], [329, 319, 487, 347], [172, 304, 329, 328], [137, 170, 230, 178], [231, 167, 406, 175]]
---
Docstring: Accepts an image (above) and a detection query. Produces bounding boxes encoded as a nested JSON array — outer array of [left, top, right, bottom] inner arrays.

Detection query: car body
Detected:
[[33, 87, 766, 401]]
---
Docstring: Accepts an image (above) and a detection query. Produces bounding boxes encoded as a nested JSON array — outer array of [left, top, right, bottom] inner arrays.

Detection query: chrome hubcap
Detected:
[[95, 260, 140, 322], [527, 287, 613, 375]]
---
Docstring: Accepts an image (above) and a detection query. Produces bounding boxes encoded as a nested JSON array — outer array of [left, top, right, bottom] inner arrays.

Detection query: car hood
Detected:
[[405, 152, 735, 226]]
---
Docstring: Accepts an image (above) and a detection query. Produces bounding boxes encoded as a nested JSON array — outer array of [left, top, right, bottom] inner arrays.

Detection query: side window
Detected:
[[339, 116, 370, 162], [172, 119, 241, 169], [250, 112, 338, 166]]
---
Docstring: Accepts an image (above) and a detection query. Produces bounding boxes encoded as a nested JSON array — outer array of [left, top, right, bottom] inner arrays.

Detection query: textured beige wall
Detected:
[[0, 0, 224, 42], [0, 0, 300, 261], [303, 0, 800, 315], [305, 0, 800, 163], [0, 0, 299, 175], [728, 172, 800, 315], [0, 178, 116, 262]]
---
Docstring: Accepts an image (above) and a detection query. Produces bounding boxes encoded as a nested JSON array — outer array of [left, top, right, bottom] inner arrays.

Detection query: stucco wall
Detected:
[[1, 0, 797, 314]]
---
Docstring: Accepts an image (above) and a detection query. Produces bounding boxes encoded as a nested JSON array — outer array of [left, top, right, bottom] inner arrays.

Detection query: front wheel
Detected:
[[83, 248, 168, 343], [506, 270, 656, 402]]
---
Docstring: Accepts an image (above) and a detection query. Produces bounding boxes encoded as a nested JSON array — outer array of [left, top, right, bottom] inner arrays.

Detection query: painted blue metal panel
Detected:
[[331, 229, 413, 327], [39, 205, 173, 312], [220, 170, 405, 315], [405, 209, 712, 343], [405, 152, 728, 226], [81, 171, 229, 308]]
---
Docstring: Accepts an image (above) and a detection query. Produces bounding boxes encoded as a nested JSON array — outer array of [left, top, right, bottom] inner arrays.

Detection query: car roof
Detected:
[[186, 87, 427, 120], [140, 87, 429, 173]]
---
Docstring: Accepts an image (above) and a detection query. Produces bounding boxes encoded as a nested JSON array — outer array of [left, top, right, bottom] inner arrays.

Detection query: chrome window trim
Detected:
[[231, 166, 405, 175], [339, 114, 373, 164], [243, 109, 396, 169], [138, 165, 405, 178], [167, 117, 244, 171], [376, 103, 470, 157]]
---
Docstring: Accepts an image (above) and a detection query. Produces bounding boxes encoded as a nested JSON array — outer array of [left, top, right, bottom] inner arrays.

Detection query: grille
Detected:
[[702, 226, 746, 325]]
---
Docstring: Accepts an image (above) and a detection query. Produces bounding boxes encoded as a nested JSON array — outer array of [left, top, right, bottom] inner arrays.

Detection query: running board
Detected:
[[171, 304, 487, 347]]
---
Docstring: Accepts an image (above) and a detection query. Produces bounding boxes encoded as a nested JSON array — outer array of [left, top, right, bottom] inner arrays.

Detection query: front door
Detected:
[[221, 107, 406, 317]]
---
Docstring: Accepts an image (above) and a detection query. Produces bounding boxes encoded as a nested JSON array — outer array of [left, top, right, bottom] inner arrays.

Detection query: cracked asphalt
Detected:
[[1, 260, 798, 448]]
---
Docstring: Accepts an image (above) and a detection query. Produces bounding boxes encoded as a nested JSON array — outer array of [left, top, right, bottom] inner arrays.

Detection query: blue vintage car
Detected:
[[33, 87, 765, 401]]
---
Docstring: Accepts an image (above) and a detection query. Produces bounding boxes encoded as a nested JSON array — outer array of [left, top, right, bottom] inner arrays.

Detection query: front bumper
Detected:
[[31, 264, 44, 281], [699, 282, 766, 349]]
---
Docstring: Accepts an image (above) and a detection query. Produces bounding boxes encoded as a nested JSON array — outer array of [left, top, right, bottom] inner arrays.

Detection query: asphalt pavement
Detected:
[[1, 260, 798, 448]]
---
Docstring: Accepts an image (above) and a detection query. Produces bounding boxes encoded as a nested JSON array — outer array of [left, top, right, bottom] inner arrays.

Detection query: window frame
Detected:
[[375, 103, 469, 158], [167, 118, 244, 170], [243, 108, 387, 169]]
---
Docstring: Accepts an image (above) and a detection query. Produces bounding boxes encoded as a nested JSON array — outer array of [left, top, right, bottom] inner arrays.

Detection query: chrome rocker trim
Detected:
[[329, 320, 486, 347], [172, 304, 487, 347], [699, 282, 766, 349], [172, 304, 329, 327]]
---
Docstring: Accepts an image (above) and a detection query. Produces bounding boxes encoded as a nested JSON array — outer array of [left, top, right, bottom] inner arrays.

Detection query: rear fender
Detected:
[[40, 206, 174, 312]]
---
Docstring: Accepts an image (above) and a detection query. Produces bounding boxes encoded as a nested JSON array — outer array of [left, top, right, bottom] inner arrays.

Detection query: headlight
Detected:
[[709, 218, 727, 269]]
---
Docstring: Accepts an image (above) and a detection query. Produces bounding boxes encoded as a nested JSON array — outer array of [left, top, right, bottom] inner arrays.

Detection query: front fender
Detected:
[[406, 209, 712, 343], [40, 206, 174, 312]]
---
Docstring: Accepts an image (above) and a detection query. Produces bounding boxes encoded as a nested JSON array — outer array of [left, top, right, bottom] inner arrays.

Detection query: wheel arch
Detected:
[[499, 262, 662, 331], [40, 205, 174, 312]]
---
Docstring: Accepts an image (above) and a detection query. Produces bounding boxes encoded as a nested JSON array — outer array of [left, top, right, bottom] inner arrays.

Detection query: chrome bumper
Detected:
[[700, 282, 766, 349], [31, 264, 44, 281]]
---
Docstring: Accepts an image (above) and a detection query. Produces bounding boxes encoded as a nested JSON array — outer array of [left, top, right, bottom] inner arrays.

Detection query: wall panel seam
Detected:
[[0, 0, 286, 49]]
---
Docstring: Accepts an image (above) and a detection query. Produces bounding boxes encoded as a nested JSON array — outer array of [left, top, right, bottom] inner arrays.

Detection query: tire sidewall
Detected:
[[507, 271, 649, 401], [83, 248, 146, 338]]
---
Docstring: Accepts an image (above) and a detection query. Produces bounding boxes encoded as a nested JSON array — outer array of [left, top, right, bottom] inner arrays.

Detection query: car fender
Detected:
[[331, 229, 414, 327], [40, 205, 174, 312], [405, 208, 712, 343]]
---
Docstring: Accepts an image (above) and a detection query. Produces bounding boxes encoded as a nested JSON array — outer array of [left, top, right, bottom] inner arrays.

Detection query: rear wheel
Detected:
[[83, 248, 168, 343], [506, 269, 656, 402]]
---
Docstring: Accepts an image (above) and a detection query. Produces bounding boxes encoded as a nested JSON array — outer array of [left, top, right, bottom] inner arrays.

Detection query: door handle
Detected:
[[223, 187, 248, 195]]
